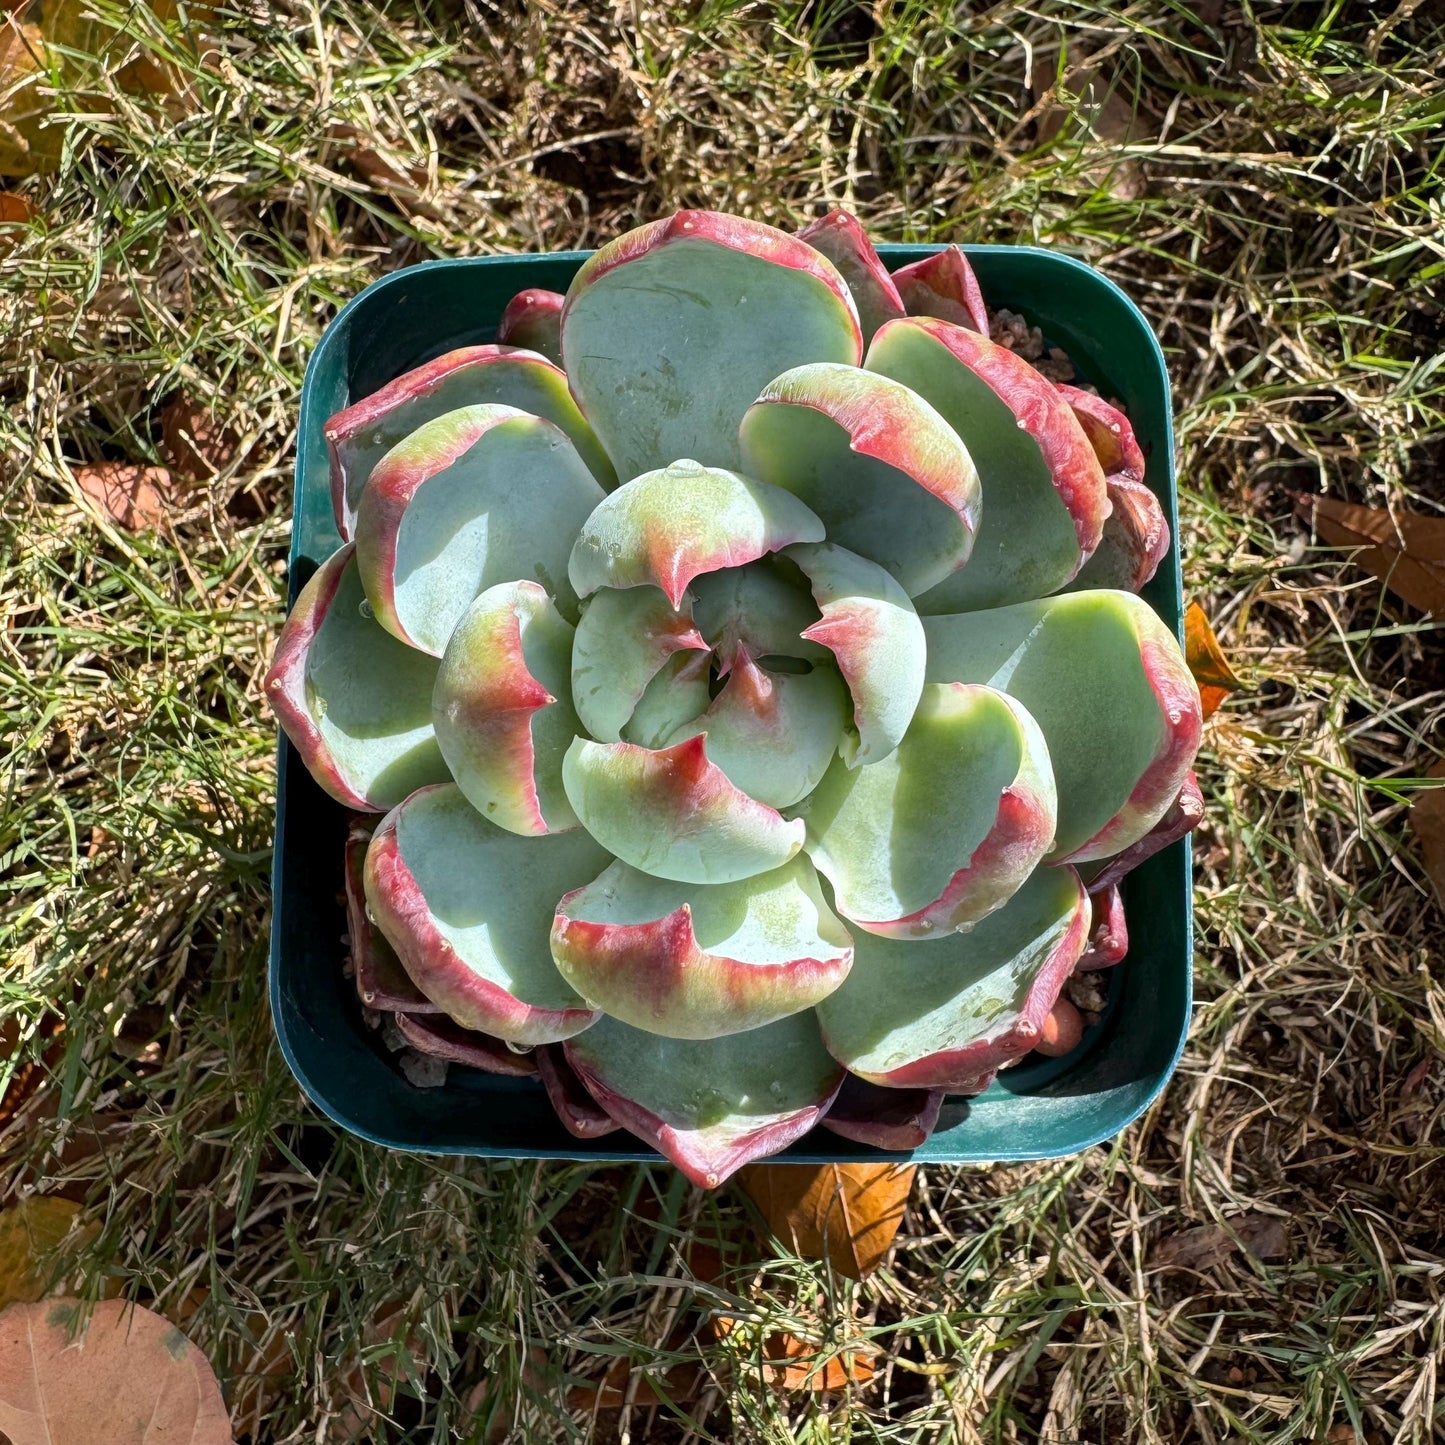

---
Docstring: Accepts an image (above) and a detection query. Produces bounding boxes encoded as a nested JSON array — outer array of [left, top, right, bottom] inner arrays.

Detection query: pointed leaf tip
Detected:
[[564, 1012, 843, 1187], [1183, 601, 1243, 720], [891, 245, 990, 335]]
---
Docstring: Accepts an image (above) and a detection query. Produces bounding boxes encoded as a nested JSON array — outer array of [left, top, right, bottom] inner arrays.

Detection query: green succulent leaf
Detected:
[[364, 783, 611, 1045], [797, 209, 906, 344], [794, 683, 1056, 938], [563, 1009, 844, 1188], [619, 651, 713, 748], [567, 461, 825, 610], [665, 651, 847, 810], [354, 404, 608, 653], [561, 209, 862, 479], [432, 580, 580, 836], [866, 317, 1107, 611], [820, 1073, 944, 1151], [1058, 387, 1168, 593], [394, 1012, 539, 1077], [815, 863, 1090, 1089], [496, 289, 565, 366], [923, 590, 1203, 862], [687, 558, 829, 666], [739, 361, 981, 596], [570, 584, 708, 743], [264, 544, 450, 812], [562, 735, 806, 884], [326, 344, 614, 539], [551, 854, 853, 1039], [785, 540, 925, 766], [890, 246, 990, 335], [344, 819, 439, 1012]]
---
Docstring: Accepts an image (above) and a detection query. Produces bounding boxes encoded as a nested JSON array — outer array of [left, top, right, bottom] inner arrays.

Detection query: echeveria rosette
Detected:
[[265, 207, 1206, 1186]]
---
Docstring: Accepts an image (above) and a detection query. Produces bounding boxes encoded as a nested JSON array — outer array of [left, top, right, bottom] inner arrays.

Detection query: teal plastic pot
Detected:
[[270, 246, 1192, 1165]]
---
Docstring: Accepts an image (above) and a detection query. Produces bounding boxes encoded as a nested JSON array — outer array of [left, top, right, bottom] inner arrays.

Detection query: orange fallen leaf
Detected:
[[759, 1330, 874, 1391], [1302, 495, 1445, 616], [74, 461, 176, 530], [1410, 759, 1445, 909], [738, 1162, 914, 1282], [1184, 600, 1243, 720], [711, 1315, 874, 1392], [0, 187, 34, 222], [0, 1298, 233, 1443]]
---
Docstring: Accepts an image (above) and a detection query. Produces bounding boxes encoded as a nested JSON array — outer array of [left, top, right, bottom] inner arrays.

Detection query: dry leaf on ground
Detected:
[[330, 1301, 421, 1440], [74, 462, 176, 530], [159, 395, 241, 482], [1301, 496, 1445, 616], [1152, 1212, 1289, 1271], [1409, 759, 1445, 908], [0, 15, 57, 176], [1184, 600, 1243, 720], [711, 1315, 876, 1392], [0, 1298, 233, 1443], [324, 122, 441, 219], [0, 187, 34, 222], [564, 1355, 703, 1411], [738, 1163, 914, 1281], [0, 1197, 91, 1310]]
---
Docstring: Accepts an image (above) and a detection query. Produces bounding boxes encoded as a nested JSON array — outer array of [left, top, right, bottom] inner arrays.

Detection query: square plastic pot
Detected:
[[270, 244, 1192, 1165]]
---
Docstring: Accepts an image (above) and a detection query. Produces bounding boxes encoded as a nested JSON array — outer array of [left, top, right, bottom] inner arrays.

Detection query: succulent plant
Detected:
[[267, 209, 1204, 1188]]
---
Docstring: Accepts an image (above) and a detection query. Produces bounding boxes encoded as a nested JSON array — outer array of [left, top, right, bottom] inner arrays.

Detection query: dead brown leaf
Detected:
[[325, 122, 442, 220], [1184, 600, 1244, 720], [0, 1197, 91, 1310], [1410, 759, 1445, 909], [159, 395, 240, 483], [1302, 495, 1445, 616], [40, 0, 216, 99], [0, 1298, 233, 1443], [1152, 1211, 1289, 1271], [0, 186, 34, 222], [331, 1302, 413, 1438], [565, 1355, 703, 1411], [1033, 46, 1150, 200], [74, 462, 176, 530], [711, 1315, 875, 1392], [1400, 1055, 1433, 1101], [0, 15, 57, 176], [0, 1014, 62, 1134], [1, 2, 214, 177], [738, 1163, 914, 1281]]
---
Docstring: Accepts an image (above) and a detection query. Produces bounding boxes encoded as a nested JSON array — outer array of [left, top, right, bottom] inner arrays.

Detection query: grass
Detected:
[[2, 0, 1444, 1439]]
